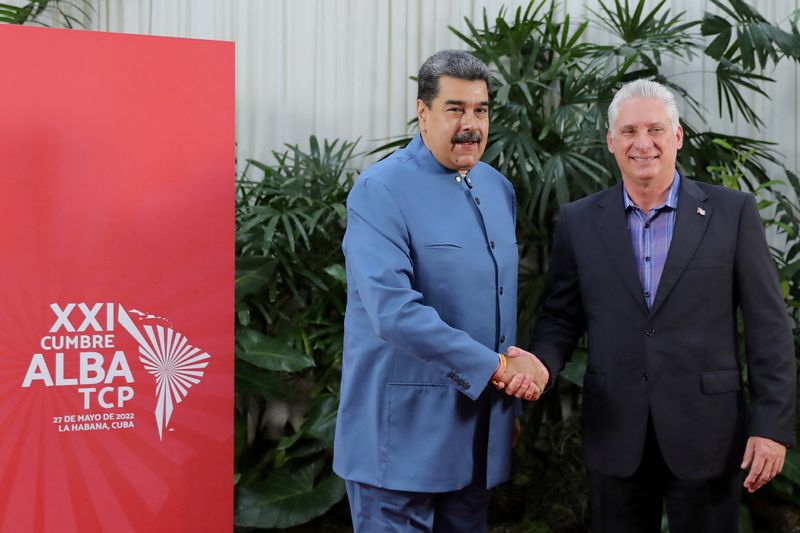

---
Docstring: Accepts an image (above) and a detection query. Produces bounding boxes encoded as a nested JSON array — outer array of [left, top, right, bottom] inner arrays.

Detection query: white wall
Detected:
[[59, 0, 800, 176]]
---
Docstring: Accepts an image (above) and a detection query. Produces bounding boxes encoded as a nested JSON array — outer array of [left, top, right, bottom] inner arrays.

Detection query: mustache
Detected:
[[451, 131, 482, 144]]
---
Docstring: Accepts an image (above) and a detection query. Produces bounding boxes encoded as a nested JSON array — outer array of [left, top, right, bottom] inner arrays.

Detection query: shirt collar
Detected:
[[406, 133, 451, 175], [623, 171, 681, 211]]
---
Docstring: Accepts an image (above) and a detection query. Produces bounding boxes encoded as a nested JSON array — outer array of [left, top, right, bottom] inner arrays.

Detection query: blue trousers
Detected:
[[345, 480, 491, 533]]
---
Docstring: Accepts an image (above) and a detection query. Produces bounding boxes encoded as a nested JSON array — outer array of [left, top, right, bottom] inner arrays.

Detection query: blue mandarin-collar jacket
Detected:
[[333, 134, 519, 491]]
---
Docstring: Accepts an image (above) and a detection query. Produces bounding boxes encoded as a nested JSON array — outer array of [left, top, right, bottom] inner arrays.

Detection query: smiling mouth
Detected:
[[453, 141, 479, 151], [630, 155, 659, 161]]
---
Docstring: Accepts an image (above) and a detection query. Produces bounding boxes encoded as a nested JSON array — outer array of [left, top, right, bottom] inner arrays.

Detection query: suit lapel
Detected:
[[650, 177, 711, 316], [594, 183, 648, 312]]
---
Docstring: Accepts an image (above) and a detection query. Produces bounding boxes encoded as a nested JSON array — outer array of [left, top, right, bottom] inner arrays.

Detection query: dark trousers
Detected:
[[345, 479, 491, 533], [589, 418, 743, 533]]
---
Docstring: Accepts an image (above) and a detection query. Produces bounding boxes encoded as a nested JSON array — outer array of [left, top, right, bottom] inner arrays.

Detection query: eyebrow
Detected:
[[619, 121, 667, 129], [444, 99, 490, 107]]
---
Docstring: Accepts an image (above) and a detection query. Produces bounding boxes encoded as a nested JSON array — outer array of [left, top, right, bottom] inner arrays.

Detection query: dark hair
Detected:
[[417, 50, 491, 108]]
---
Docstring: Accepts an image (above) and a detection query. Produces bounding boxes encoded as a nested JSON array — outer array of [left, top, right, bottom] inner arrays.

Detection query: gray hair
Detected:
[[417, 50, 491, 108], [608, 79, 680, 136]]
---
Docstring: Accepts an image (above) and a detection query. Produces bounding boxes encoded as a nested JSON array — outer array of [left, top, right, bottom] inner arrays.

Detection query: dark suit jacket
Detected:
[[531, 176, 796, 480]]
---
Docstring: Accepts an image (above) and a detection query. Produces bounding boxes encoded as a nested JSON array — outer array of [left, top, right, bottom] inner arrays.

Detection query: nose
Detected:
[[633, 131, 653, 150], [460, 111, 477, 131]]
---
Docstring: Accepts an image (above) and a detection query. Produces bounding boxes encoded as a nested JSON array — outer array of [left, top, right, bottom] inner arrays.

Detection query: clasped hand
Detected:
[[492, 346, 549, 401]]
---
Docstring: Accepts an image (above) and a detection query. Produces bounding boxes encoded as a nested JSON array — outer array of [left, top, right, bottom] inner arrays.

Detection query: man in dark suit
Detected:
[[511, 79, 796, 532]]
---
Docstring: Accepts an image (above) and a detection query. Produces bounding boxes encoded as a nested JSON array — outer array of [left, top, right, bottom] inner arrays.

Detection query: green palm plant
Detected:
[[0, 0, 92, 27], [233, 137, 357, 529]]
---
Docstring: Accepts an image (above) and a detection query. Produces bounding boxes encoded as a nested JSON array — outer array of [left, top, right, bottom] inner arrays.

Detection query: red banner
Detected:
[[0, 25, 233, 532]]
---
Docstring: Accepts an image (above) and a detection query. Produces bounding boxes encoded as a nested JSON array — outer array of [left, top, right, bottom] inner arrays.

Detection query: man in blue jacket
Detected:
[[333, 50, 547, 532]]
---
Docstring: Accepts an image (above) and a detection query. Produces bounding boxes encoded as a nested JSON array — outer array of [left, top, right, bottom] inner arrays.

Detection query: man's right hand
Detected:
[[492, 346, 549, 401]]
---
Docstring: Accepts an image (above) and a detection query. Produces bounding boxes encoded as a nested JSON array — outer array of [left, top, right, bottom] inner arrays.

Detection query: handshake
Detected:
[[491, 346, 549, 401]]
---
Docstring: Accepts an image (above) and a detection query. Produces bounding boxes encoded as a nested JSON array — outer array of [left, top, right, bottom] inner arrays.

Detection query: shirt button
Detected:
[[645, 256, 651, 262], [645, 329, 655, 337], [490, 241, 495, 249], [645, 223, 651, 229], [499, 286, 504, 295], [455, 175, 462, 183], [500, 335, 506, 343], [644, 291, 650, 298], [474, 197, 481, 205]]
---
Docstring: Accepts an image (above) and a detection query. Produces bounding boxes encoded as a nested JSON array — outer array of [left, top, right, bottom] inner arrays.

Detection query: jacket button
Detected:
[[474, 197, 481, 205], [642, 374, 649, 381], [645, 329, 655, 337], [500, 335, 506, 343]]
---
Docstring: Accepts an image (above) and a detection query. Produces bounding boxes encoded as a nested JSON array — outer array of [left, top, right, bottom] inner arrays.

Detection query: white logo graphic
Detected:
[[117, 307, 211, 440]]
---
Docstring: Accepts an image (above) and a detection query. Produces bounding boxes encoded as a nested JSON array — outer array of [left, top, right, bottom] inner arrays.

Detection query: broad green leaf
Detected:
[[235, 270, 269, 300], [496, 83, 511, 105], [235, 462, 346, 529], [705, 28, 732, 60], [301, 393, 339, 444], [333, 203, 347, 221], [283, 439, 328, 460], [324, 263, 346, 284], [560, 350, 587, 387], [701, 13, 731, 36], [276, 429, 303, 452], [235, 257, 272, 300], [236, 328, 314, 372], [234, 359, 289, 399]]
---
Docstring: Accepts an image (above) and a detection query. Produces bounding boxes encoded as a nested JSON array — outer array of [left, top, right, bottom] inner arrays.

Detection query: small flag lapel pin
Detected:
[[696, 206, 706, 216]]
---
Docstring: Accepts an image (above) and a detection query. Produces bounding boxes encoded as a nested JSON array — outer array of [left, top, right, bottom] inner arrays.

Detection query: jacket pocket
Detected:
[[701, 370, 742, 394], [423, 242, 462, 250], [384, 383, 451, 471]]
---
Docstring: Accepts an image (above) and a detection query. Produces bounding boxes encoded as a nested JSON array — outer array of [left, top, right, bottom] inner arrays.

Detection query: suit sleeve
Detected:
[[530, 205, 587, 389], [736, 194, 797, 446], [343, 177, 500, 400]]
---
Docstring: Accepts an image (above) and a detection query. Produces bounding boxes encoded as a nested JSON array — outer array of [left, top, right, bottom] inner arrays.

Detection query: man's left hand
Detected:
[[741, 436, 786, 493]]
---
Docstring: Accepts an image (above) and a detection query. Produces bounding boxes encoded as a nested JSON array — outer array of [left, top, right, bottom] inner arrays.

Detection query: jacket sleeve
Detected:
[[530, 205, 587, 389], [343, 176, 500, 400], [736, 193, 797, 446]]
